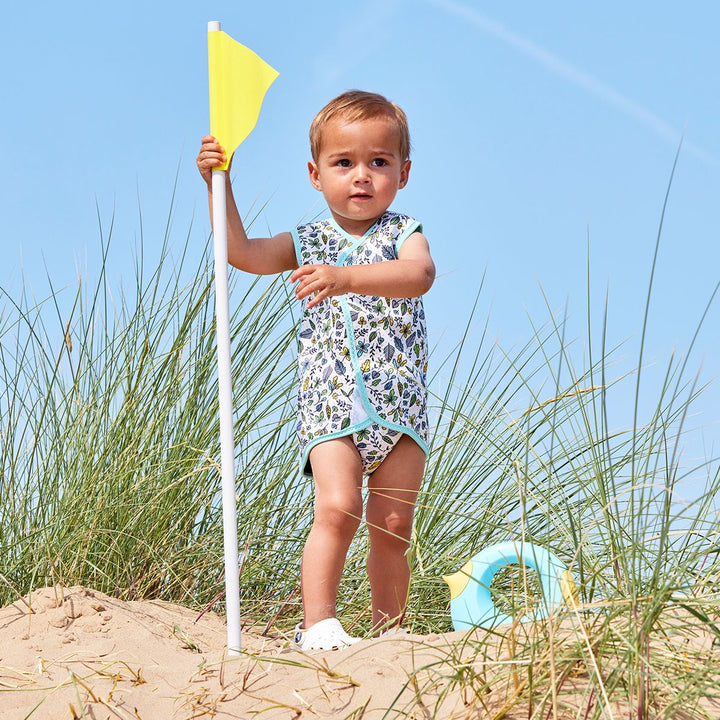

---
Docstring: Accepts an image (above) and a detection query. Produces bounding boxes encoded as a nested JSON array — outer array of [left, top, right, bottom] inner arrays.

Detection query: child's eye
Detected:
[[371, 158, 388, 167], [337, 159, 351, 167]]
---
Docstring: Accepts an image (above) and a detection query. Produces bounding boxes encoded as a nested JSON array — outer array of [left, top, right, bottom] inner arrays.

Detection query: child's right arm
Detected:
[[196, 136, 298, 275]]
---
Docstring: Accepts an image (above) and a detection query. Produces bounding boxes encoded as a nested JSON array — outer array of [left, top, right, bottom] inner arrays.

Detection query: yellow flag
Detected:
[[208, 30, 279, 171]]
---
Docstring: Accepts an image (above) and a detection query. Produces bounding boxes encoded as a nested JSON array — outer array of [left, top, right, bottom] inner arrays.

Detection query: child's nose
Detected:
[[353, 165, 371, 182]]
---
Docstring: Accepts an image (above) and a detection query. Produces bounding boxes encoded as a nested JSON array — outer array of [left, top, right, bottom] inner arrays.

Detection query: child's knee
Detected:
[[367, 506, 414, 545], [314, 498, 362, 536]]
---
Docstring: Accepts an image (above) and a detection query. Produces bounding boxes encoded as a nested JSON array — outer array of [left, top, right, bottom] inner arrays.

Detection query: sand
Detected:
[[0, 585, 538, 719], [2, 585, 718, 719]]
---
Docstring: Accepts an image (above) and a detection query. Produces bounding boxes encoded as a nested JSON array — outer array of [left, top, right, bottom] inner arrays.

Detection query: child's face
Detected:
[[308, 117, 411, 237]]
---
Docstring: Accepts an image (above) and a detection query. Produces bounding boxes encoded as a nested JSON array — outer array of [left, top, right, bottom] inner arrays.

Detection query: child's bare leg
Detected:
[[366, 435, 424, 632], [301, 437, 364, 628]]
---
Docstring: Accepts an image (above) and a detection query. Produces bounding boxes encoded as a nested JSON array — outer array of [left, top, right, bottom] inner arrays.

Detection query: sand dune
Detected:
[[2, 585, 718, 719], [0, 585, 532, 718]]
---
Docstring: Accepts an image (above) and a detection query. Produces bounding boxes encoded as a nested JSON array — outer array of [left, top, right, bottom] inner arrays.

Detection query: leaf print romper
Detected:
[[292, 211, 429, 477]]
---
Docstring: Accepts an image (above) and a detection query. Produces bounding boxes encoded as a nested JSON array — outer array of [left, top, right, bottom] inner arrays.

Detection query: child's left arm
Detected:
[[291, 232, 435, 309]]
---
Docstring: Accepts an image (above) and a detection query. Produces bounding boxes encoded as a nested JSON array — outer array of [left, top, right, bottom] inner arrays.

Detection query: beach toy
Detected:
[[443, 541, 578, 630]]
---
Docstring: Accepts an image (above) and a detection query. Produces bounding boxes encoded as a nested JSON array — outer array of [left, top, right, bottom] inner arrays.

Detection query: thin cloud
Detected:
[[427, 0, 714, 165], [313, 0, 403, 87]]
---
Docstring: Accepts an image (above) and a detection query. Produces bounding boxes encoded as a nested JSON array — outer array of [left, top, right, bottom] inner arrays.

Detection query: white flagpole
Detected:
[[208, 19, 242, 656]]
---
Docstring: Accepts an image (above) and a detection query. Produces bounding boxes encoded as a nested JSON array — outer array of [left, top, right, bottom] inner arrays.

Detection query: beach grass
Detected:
[[1, 186, 719, 718]]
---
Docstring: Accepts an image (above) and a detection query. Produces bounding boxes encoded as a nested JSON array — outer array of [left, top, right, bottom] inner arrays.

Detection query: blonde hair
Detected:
[[309, 90, 411, 162]]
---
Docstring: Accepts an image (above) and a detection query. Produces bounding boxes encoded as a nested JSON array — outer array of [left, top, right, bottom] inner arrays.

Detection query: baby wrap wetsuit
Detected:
[[292, 211, 429, 477]]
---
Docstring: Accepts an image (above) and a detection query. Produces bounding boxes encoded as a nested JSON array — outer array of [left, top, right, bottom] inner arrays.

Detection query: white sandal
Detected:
[[379, 626, 409, 637], [293, 618, 360, 651]]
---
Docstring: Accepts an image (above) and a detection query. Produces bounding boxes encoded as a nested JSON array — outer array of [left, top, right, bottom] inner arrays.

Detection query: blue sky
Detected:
[[2, 1, 718, 470]]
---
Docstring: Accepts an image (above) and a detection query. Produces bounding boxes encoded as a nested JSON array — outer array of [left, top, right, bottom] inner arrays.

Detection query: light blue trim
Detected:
[[331, 214, 386, 266], [394, 220, 422, 253], [297, 211, 429, 477], [290, 227, 303, 267], [300, 417, 371, 477], [341, 294, 428, 448], [300, 418, 428, 478], [299, 292, 429, 478], [326, 212, 422, 264], [328, 216, 381, 244]]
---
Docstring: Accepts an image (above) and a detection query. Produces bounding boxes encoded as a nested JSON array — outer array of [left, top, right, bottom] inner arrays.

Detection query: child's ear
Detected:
[[308, 161, 322, 191], [398, 160, 411, 189]]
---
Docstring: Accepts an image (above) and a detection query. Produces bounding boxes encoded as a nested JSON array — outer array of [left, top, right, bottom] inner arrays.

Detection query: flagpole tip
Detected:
[[208, 20, 221, 32]]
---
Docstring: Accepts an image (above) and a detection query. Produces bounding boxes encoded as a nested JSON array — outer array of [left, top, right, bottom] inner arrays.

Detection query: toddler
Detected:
[[197, 90, 435, 650]]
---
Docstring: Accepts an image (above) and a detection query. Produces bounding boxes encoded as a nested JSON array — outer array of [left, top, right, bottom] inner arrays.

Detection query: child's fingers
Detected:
[[200, 135, 224, 150], [197, 152, 226, 169], [198, 136, 225, 157], [196, 141, 227, 173], [292, 272, 318, 300], [289, 265, 313, 283], [292, 266, 342, 309], [306, 286, 333, 308], [300, 282, 324, 308], [293, 278, 315, 300]]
